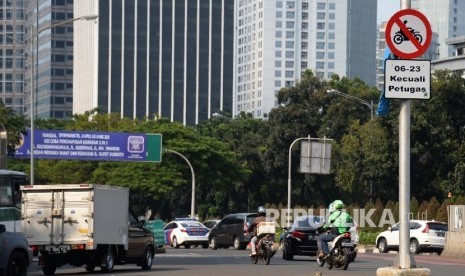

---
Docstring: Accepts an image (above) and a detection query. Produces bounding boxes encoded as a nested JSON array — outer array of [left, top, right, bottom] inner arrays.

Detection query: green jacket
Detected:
[[325, 210, 353, 234]]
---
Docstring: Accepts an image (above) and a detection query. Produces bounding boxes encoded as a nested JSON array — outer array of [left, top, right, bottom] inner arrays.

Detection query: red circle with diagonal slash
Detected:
[[385, 9, 432, 59]]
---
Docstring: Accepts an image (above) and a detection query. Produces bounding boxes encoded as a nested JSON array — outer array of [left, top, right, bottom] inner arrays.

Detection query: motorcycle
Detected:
[[249, 233, 276, 265], [316, 231, 356, 270], [393, 20, 423, 45]]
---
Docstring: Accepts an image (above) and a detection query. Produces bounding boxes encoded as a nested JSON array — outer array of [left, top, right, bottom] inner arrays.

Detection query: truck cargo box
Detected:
[[21, 184, 129, 250]]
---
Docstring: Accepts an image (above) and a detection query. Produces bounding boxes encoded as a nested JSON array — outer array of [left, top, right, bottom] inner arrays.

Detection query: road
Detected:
[[28, 247, 465, 276]]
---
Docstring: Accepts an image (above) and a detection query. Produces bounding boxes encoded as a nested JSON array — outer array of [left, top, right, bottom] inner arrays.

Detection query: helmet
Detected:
[[333, 200, 344, 210], [328, 202, 336, 214], [257, 206, 266, 214]]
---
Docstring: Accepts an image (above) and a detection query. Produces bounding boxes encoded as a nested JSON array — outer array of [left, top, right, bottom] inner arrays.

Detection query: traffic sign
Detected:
[[384, 59, 431, 99], [385, 9, 432, 59]]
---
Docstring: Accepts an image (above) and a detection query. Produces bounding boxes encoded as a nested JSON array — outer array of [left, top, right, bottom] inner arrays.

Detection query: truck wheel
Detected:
[[140, 248, 153, 270], [42, 265, 57, 275], [7, 251, 28, 276], [101, 246, 115, 272]]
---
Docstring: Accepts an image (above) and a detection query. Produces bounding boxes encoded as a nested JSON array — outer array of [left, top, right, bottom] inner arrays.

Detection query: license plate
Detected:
[[45, 245, 71, 253], [341, 242, 354, 247], [436, 232, 445, 237]]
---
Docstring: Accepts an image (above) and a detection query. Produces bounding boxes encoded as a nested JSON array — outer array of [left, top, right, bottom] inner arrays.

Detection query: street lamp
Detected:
[[29, 15, 98, 185], [165, 149, 196, 218], [326, 89, 374, 120]]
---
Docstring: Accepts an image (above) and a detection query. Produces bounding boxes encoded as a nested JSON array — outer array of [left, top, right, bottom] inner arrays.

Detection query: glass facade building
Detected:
[[0, 0, 26, 115], [74, 0, 234, 126]]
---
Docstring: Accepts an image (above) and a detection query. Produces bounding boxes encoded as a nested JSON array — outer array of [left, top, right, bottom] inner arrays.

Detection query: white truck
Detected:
[[20, 184, 155, 275]]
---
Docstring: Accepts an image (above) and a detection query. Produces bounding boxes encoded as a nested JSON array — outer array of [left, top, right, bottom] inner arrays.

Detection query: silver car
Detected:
[[0, 224, 33, 276]]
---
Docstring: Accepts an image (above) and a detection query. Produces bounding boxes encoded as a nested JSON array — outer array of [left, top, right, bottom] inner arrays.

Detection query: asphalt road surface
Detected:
[[27, 247, 465, 276]]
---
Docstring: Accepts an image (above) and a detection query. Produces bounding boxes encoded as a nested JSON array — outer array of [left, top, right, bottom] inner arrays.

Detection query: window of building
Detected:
[[316, 42, 325, 49], [286, 41, 294, 48], [329, 13, 335, 20], [302, 32, 308, 39], [286, 11, 295, 18], [275, 80, 282, 87], [317, 12, 325, 20], [329, 23, 335, 30], [301, 52, 307, 59], [316, 52, 325, 59], [301, 42, 308, 49], [302, 22, 308, 30], [285, 71, 294, 78], [275, 60, 282, 67], [275, 31, 282, 38], [317, 2, 325, 10], [276, 1, 283, 8], [286, 1, 295, 8], [302, 2, 309, 10], [286, 21, 295, 28], [275, 51, 282, 57], [328, 42, 335, 49], [276, 11, 282, 18], [275, 70, 281, 77], [286, 31, 294, 38], [328, 62, 334, 69], [276, 40, 282, 48], [302, 12, 308, 20], [285, 51, 294, 58], [276, 21, 282, 28], [301, 61, 307, 68], [329, 3, 335, 10], [328, 52, 335, 59], [317, 22, 325, 29], [316, 62, 325, 69], [285, 61, 294, 68], [317, 32, 325, 39], [328, 32, 335, 39]]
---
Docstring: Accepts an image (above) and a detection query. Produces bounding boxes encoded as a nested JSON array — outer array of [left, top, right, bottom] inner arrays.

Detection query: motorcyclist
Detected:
[[317, 200, 353, 258], [248, 206, 267, 256]]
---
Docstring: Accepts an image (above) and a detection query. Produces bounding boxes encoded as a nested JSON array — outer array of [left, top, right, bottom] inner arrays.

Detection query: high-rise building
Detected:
[[0, 0, 26, 115], [412, 0, 465, 59], [74, 0, 235, 126], [24, 0, 76, 119], [234, 0, 377, 119]]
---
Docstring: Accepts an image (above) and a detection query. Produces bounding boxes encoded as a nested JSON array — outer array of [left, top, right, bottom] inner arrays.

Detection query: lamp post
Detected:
[[29, 15, 98, 185], [326, 89, 374, 120], [166, 149, 196, 218]]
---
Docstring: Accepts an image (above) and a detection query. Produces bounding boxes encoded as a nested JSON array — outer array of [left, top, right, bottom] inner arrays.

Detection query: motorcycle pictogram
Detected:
[[393, 20, 423, 45]]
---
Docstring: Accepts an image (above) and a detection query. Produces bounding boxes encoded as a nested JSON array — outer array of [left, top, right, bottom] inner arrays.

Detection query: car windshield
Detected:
[[181, 222, 205, 228], [293, 216, 324, 228], [428, 223, 448, 231]]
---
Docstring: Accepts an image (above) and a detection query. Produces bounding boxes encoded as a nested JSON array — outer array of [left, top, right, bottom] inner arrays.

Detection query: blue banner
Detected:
[[15, 129, 147, 162]]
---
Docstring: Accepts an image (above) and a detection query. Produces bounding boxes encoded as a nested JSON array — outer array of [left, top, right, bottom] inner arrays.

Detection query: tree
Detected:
[[0, 102, 28, 156]]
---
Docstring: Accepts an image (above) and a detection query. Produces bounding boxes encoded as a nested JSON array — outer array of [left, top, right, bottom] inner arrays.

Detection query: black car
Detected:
[[208, 213, 258, 250], [282, 216, 324, 260]]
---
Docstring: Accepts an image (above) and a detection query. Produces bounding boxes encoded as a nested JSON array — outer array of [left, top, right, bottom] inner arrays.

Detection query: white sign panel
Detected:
[[300, 141, 331, 175], [384, 59, 431, 99]]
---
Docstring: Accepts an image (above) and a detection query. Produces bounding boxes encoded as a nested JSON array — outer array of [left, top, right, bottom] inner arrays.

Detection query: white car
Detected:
[[375, 220, 448, 254], [163, 219, 210, 249]]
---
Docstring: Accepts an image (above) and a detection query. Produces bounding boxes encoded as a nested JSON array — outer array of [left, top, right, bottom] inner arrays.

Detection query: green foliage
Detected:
[[358, 231, 379, 245], [0, 102, 28, 156]]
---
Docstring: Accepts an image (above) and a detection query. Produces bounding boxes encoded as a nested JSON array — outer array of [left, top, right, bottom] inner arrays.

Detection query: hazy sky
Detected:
[[378, 0, 400, 23]]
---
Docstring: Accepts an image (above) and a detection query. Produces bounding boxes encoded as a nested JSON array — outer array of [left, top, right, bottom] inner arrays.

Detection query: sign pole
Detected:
[[396, 0, 416, 269]]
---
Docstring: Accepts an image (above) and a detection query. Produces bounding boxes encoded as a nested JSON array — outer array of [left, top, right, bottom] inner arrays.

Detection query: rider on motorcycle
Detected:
[[317, 200, 353, 258], [248, 206, 267, 256]]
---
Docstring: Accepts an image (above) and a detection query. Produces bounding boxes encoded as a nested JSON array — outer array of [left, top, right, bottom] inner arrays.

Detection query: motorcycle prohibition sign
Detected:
[[393, 20, 423, 45]]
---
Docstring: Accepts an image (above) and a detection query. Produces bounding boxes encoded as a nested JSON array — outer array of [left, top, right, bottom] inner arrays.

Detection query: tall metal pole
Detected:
[[287, 136, 310, 227], [30, 24, 35, 185], [166, 149, 196, 218], [396, 0, 416, 269]]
